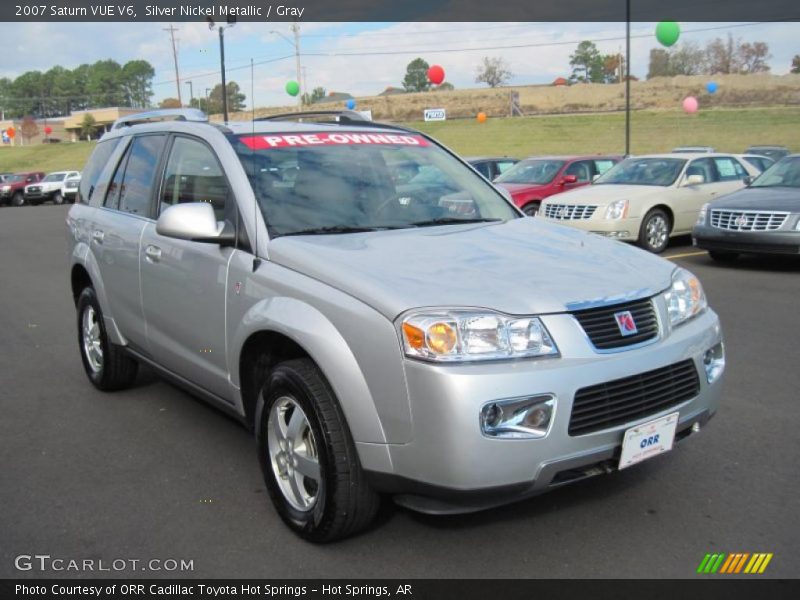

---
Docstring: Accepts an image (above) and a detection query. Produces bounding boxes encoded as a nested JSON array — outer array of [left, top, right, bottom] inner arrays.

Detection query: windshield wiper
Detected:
[[409, 217, 502, 228], [281, 225, 401, 236]]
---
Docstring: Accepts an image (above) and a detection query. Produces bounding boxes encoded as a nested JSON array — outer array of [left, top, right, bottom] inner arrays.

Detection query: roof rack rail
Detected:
[[254, 109, 368, 123], [112, 108, 208, 129]]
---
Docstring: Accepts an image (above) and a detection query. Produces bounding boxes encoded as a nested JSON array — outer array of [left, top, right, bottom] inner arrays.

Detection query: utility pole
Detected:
[[219, 26, 228, 121], [625, 0, 631, 157], [185, 80, 194, 107], [204, 88, 210, 112], [164, 24, 182, 105], [292, 23, 302, 110]]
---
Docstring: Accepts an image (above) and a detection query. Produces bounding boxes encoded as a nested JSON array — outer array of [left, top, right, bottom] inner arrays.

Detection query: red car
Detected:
[[0, 171, 45, 207], [495, 155, 622, 216]]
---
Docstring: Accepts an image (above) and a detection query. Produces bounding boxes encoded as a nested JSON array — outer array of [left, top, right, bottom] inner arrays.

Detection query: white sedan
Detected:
[[539, 153, 761, 252]]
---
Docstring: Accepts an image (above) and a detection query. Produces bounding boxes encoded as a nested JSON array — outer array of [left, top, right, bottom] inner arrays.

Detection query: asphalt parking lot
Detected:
[[1, 204, 798, 579]]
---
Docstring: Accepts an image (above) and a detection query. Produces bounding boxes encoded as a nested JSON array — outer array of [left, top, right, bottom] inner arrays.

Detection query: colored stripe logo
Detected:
[[697, 553, 773, 574]]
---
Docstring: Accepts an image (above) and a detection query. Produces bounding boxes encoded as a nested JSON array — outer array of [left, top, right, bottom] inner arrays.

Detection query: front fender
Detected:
[[230, 297, 390, 446]]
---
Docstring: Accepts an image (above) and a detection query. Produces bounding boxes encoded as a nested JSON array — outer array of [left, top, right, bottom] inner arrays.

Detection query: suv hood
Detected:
[[268, 219, 674, 318], [549, 184, 668, 205]]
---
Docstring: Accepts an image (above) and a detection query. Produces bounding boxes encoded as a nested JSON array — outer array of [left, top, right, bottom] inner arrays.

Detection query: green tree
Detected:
[[301, 86, 327, 106], [207, 82, 246, 114], [122, 60, 155, 108], [87, 59, 124, 107], [792, 55, 800, 74], [79, 113, 97, 140], [402, 58, 430, 92], [475, 56, 513, 88], [569, 41, 603, 83]]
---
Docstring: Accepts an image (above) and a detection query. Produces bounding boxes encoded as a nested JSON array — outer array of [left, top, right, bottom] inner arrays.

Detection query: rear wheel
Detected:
[[77, 287, 138, 391], [11, 192, 24, 207], [638, 208, 670, 253], [522, 202, 540, 217], [258, 358, 379, 542], [709, 250, 739, 262]]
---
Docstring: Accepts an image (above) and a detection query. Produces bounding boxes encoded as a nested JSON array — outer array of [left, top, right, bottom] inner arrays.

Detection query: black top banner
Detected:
[[3, 0, 800, 22]]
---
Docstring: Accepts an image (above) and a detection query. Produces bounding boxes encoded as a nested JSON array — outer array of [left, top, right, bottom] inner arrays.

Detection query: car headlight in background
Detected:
[[401, 310, 558, 362], [696, 203, 709, 226], [664, 268, 707, 327], [604, 199, 629, 220]]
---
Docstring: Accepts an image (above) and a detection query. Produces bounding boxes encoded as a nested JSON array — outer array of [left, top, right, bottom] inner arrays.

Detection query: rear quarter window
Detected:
[[77, 138, 120, 204]]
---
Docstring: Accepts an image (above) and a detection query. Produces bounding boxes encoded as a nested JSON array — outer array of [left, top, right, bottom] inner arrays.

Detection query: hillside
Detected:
[[230, 73, 800, 123]]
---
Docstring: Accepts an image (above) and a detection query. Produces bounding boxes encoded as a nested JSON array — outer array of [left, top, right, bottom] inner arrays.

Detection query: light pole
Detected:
[[207, 16, 236, 122], [270, 24, 302, 110], [204, 88, 211, 113], [185, 80, 194, 107]]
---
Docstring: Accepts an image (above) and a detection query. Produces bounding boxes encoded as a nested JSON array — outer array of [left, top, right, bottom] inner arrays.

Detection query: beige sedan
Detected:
[[539, 153, 760, 252]]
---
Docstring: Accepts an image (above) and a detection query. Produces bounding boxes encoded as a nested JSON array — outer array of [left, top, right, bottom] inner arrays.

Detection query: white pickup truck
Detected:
[[24, 170, 80, 205]]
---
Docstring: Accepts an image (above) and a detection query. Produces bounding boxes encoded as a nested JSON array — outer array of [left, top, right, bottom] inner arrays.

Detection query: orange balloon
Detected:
[[6, 127, 15, 138], [476, 112, 487, 123]]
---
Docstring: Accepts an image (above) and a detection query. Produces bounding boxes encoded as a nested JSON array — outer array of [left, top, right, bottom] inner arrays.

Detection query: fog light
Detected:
[[480, 395, 555, 439], [704, 342, 725, 383], [692, 422, 701, 434]]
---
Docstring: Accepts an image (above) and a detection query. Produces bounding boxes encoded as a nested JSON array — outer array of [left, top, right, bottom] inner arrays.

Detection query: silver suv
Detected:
[[67, 109, 725, 541]]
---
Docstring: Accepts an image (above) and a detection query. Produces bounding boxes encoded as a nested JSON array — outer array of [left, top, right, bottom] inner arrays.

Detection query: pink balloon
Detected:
[[682, 96, 699, 113]]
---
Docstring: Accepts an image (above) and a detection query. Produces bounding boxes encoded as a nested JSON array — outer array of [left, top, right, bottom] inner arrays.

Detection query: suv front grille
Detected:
[[543, 203, 597, 220], [710, 209, 788, 231], [568, 359, 700, 436], [572, 298, 658, 350], [27, 186, 41, 193]]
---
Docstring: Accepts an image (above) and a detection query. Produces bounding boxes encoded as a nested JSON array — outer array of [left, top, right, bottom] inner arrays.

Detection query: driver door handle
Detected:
[[144, 245, 162, 263]]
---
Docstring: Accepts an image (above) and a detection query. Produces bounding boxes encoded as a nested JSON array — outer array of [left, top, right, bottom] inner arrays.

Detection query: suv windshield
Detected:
[[595, 158, 686, 187], [494, 159, 565, 185], [42, 173, 66, 182], [229, 131, 518, 236], [750, 156, 800, 188], [6, 175, 26, 183]]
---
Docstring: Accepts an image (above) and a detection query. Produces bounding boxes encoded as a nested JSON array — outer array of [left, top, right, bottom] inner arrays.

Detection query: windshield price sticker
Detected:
[[240, 133, 430, 150]]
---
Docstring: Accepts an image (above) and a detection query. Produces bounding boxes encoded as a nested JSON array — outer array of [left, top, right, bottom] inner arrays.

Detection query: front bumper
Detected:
[[364, 304, 723, 513], [539, 213, 642, 241], [693, 225, 800, 255]]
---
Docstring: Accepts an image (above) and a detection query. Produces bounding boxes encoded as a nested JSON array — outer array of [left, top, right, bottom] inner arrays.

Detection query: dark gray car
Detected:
[[693, 155, 800, 260]]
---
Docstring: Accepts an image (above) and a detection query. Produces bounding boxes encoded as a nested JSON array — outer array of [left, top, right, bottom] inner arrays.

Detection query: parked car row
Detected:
[[0, 170, 82, 206]]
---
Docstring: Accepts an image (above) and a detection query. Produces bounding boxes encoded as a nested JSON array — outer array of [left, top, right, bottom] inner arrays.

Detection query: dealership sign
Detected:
[[423, 108, 446, 121]]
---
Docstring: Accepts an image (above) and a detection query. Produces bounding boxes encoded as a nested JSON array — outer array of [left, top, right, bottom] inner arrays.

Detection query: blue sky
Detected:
[[1, 21, 798, 109]]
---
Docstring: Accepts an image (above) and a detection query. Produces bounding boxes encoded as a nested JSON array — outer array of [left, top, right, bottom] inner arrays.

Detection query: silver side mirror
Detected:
[[156, 202, 234, 245]]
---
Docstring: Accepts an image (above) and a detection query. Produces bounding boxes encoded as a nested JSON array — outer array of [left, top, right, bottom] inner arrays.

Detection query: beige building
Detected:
[[63, 107, 141, 142]]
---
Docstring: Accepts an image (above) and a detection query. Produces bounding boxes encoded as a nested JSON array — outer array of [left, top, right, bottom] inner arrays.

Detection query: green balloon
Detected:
[[285, 80, 300, 96], [656, 22, 680, 47]]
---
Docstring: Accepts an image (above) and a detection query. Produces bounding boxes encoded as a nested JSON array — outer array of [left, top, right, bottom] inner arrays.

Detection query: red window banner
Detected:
[[239, 132, 430, 150]]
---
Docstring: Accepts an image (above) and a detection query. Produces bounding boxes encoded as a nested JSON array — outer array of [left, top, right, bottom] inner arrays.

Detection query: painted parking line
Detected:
[[664, 250, 708, 260]]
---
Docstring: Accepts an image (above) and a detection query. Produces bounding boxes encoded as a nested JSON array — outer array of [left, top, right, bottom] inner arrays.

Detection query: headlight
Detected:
[[1, 185, 9, 192], [400, 310, 558, 362], [697, 203, 709, 226], [663, 268, 707, 327], [604, 199, 628, 220]]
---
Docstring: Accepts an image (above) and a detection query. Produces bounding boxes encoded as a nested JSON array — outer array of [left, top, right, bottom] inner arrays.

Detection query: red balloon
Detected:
[[44, 126, 53, 135], [427, 65, 445, 85], [6, 127, 15, 138]]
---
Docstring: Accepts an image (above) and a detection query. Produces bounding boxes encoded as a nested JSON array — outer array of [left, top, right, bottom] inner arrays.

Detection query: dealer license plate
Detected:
[[618, 412, 679, 470]]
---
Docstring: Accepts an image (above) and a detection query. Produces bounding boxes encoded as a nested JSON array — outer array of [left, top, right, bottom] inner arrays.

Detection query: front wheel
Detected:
[[258, 358, 379, 542], [53, 192, 64, 205], [638, 209, 671, 253], [11, 192, 24, 207], [522, 202, 540, 217]]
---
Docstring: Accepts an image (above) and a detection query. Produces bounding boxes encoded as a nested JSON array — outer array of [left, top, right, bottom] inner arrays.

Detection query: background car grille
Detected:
[[710, 209, 788, 231], [543, 204, 597, 220], [568, 359, 700, 436], [27, 186, 41, 193], [572, 298, 659, 350]]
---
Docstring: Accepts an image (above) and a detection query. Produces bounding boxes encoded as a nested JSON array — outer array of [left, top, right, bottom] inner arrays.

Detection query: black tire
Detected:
[[76, 287, 138, 391], [638, 208, 671, 253], [258, 358, 379, 542], [11, 192, 25, 207], [53, 192, 64, 205], [709, 250, 739, 262], [522, 202, 540, 217]]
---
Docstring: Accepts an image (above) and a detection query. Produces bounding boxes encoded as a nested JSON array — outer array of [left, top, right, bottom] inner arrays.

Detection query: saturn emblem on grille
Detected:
[[556, 206, 567, 218], [614, 310, 638, 337], [735, 214, 748, 228]]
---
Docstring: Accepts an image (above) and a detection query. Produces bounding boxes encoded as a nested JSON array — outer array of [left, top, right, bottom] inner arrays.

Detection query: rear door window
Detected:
[[685, 158, 719, 184], [714, 157, 747, 181], [564, 160, 593, 182]]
